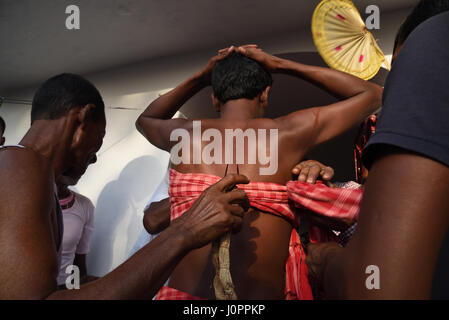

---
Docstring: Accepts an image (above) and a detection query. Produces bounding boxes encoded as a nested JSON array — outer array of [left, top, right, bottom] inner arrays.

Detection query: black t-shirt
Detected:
[[362, 11, 449, 299], [363, 11, 449, 169]]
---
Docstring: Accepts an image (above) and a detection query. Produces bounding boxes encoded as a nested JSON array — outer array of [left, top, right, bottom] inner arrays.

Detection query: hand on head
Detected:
[[198, 45, 243, 85], [199, 44, 281, 85], [218, 44, 258, 55], [235, 45, 282, 73], [172, 174, 250, 250]]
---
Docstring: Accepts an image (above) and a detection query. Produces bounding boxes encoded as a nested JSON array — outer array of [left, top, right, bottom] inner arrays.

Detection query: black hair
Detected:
[[394, 0, 449, 53], [31, 73, 104, 124], [211, 52, 273, 104], [0, 116, 5, 134]]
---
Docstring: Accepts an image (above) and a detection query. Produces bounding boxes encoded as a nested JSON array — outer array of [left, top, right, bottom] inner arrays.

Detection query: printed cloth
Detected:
[[287, 180, 363, 246], [155, 286, 206, 300], [158, 169, 314, 300], [286, 180, 364, 298], [286, 181, 363, 224]]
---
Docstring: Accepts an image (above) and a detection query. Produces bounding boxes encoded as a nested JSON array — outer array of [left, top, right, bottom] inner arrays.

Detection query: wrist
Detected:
[[277, 58, 305, 76], [276, 57, 294, 73], [192, 70, 210, 88], [272, 57, 289, 73], [168, 217, 196, 252]]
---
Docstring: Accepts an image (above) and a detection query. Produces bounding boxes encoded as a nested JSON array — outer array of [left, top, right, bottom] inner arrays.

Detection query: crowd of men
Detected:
[[0, 0, 448, 300]]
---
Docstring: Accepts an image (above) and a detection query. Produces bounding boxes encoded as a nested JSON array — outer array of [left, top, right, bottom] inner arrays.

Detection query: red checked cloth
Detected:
[[156, 286, 206, 300], [286, 181, 363, 299], [159, 169, 314, 300], [287, 181, 362, 223], [286, 180, 363, 245]]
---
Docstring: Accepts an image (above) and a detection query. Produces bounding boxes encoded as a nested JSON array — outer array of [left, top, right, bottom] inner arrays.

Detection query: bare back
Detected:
[[168, 118, 309, 299], [136, 47, 382, 299]]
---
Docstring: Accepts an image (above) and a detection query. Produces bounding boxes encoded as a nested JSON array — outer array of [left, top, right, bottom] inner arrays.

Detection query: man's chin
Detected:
[[59, 173, 81, 186]]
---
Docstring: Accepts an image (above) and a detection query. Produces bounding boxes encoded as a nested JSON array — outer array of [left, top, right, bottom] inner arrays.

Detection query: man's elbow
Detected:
[[143, 214, 157, 234], [143, 213, 164, 235], [143, 201, 171, 234]]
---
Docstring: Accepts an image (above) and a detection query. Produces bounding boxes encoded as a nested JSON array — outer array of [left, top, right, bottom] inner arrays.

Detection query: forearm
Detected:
[[137, 73, 205, 122], [278, 58, 381, 100], [47, 224, 191, 300]]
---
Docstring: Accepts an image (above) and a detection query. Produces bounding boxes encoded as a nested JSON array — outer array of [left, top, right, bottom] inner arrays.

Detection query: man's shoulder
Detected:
[[0, 147, 54, 218], [411, 11, 449, 43], [0, 146, 52, 183]]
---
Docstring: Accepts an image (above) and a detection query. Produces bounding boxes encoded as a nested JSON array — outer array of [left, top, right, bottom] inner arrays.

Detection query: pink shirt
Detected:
[[57, 191, 95, 285]]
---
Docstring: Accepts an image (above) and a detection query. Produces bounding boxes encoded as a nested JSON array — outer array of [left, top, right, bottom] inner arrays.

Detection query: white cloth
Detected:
[[57, 192, 95, 285], [128, 168, 170, 257]]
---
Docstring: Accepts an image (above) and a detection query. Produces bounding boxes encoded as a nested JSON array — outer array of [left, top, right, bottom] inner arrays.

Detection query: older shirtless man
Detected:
[[0, 73, 249, 299]]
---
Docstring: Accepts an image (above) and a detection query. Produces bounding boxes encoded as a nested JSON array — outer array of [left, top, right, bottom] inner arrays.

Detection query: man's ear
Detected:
[[211, 94, 221, 113], [260, 86, 271, 108], [78, 103, 96, 125], [70, 103, 96, 148], [0, 136, 5, 146]]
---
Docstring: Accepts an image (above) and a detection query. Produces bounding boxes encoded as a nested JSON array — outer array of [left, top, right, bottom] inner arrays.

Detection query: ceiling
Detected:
[[0, 0, 417, 93]]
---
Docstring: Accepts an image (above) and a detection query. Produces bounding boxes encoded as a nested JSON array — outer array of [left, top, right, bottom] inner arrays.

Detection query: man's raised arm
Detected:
[[136, 45, 260, 151], [135, 73, 203, 151], [237, 47, 383, 150]]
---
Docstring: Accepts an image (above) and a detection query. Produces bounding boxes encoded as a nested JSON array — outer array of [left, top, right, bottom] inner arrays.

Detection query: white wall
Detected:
[[0, 7, 413, 277]]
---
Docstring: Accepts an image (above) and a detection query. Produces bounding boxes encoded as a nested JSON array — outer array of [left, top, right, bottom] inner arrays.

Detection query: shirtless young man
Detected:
[[136, 45, 382, 299], [0, 73, 249, 299]]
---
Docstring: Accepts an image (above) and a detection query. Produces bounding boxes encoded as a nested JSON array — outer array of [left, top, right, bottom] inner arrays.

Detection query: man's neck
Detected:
[[220, 99, 261, 121], [19, 119, 73, 180], [57, 184, 71, 199]]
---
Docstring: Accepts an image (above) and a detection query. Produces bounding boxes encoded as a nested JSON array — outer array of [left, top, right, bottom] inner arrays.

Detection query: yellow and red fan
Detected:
[[312, 0, 390, 80]]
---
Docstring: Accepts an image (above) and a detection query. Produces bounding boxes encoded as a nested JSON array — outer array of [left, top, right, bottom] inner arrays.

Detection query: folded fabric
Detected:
[[156, 286, 206, 300], [156, 169, 313, 300], [286, 180, 363, 223]]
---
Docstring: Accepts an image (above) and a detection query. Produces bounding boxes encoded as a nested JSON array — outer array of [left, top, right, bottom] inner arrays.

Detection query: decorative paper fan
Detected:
[[312, 0, 390, 80]]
